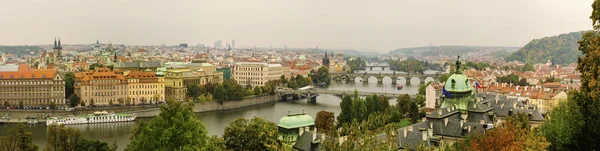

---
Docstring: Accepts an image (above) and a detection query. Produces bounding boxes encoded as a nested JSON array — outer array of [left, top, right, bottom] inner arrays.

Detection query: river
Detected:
[[0, 81, 423, 150]]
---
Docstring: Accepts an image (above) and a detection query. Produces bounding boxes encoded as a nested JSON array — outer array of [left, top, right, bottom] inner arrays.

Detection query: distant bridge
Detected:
[[331, 72, 442, 85], [277, 89, 415, 102]]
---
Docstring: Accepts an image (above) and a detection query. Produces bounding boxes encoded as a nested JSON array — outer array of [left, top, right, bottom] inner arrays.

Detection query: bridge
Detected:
[[331, 72, 442, 85], [365, 62, 391, 71], [277, 89, 416, 102]]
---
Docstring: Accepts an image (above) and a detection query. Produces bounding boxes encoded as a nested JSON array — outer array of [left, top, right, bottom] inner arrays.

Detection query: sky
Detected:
[[0, 0, 594, 53]]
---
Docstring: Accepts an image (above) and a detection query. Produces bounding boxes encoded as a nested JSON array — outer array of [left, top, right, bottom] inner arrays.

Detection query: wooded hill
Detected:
[[505, 31, 585, 65]]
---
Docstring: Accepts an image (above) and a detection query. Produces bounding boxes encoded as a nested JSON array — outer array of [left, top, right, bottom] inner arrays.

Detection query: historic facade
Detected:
[[232, 62, 286, 87], [126, 70, 165, 105], [74, 67, 128, 106], [164, 64, 223, 101], [0, 64, 66, 108]]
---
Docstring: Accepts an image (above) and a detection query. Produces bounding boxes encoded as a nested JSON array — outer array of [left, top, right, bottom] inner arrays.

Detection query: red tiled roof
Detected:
[[0, 64, 57, 79]]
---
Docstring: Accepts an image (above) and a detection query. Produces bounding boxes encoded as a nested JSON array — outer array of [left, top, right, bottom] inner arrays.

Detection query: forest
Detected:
[[505, 31, 585, 65]]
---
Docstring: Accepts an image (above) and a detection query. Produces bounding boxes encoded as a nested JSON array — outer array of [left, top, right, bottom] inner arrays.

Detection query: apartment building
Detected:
[[232, 62, 286, 87], [0, 64, 66, 108], [126, 70, 165, 105], [74, 67, 128, 106]]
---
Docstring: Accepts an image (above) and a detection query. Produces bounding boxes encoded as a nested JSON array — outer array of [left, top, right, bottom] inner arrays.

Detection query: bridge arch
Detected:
[[382, 76, 393, 85], [367, 76, 378, 84], [396, 77, 407, 85], [372, 67, 383, 71], [354, 76, 364, 83], [410, 77, 421, 85], [424, 77, 435, 84]]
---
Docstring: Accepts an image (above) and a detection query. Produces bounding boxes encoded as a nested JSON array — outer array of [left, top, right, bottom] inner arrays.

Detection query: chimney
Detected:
[[468, 126, 472, 133], [525, 86, 528, 91], [501, 104, 504, 109], [438, 109, 442, 116], [446, 107, 451, 113], [408, 126, 414, 131], [444, 118, 449, 126], [420, 128, 427, 141], [480, 120, 485, 124], [313, 128, 317, 141], [460, 120, 464, 128], [516, 86, 520, 90], [299, 127, 304, 136], [403, 128, 407, 137]]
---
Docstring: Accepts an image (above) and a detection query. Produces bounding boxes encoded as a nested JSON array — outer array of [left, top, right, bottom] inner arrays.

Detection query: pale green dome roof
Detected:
[[298, 55, 307, 60], [445, 73, 473, 93], [278, 113, 314, 129]]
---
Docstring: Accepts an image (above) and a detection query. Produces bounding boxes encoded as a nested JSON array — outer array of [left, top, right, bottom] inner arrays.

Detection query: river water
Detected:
[[0, 79, 424, 150]]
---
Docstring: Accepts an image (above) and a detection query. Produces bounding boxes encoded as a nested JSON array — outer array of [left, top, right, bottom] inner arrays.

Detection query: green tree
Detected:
[[223, 117, 279, 150], [3, 101, 9, 108], [522, 63, 535, 72], [89, 63, 103, 70], [213, 84, 227, 104], [337, 95, 354, 127], [64, 72, 76, 99], [126, 99, 220, 151], [74, 139, 113, 151], [50, 102, 57, 109], [0, 124, 38, 151], [18, 100, 24, 109], [315, 111, 335, 134], [46, 124, 82, 151], [439, 73, 451, 83], [314, 66, 331, 87], [69, 94, 80, 107], [90, 99, 95, 107], [108, 100, 113, 106], [396, 94, 412, 116], [80, 100, 86, 107], [540, 98, 584, 150], [280, 75, 288, 84], [353, 97, 367, 122], [518, 78, 529, 86], [253, 86, 262, 96], [186, 84, 201, 101]]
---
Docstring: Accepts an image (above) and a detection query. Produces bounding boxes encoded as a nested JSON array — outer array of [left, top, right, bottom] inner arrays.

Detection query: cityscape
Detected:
[[0, 0, 598, 151]]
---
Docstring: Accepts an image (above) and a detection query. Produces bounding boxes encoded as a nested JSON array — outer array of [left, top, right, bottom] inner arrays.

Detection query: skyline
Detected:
[[0, 0, 593, 52]]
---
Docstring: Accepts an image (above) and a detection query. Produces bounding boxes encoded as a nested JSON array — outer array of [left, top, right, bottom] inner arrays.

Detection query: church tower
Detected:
[[53, 38, 63, 62], [322, 47, 330, 67]]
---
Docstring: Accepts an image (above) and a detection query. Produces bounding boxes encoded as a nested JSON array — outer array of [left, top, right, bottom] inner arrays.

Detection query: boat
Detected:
[[46, 111, 136, 126], [397, 84, 404, 90]]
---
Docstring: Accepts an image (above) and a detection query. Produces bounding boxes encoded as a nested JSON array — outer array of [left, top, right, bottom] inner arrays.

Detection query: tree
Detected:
[[69, 94, 80, 107], [80, 100, 86, 107], [337, 95, 354, 127], [64, 72, 76, 99], [18, 100, 24, 109], [540, 97, 584, 150], [439, 73, 450, 83], [126, 99, 220, 151], [89, 63, 103, 70], [0, 124, 38, 151], [518, 78, 529, 86], [213, 84, 227, 104], [396, 94, 412, 116], [46, 125, 81, 151], [50, 102, 57, 109], [314, 66, 331, 87], [108, 100, 113, 106], [315, 111, 335, 134], [90, 99, 95, 107], [280, 75, 288, 84], [464, 116, 550, 151], [522, 63, 535, 72], [253, 86, 262, 96], [74, 139, 113, 151], [408, 102, 419, 124], [3, 101, 9, 108], [223, 117, 279, 150], [186, 84, 201, 100], [261, 85, 272, 96]]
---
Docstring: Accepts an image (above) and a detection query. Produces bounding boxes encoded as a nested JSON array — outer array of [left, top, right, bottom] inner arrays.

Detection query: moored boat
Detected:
[[46, 111, 136, 126], [397, 84, 404, 90]]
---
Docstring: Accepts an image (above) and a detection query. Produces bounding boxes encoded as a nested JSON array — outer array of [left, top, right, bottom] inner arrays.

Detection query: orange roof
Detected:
[[542, 82, 561, 88], [76, 67, 127, 82], [0, 64, 57, 80], [126, 71, 157, 79]]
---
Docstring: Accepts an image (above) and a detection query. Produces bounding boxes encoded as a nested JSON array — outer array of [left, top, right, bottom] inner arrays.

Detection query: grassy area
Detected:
[[398, 118, 412, 127]]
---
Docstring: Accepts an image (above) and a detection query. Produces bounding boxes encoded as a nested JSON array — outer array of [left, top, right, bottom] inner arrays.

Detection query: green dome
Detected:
[[444, 73, 473, 93], [298, 55, 307, 60], [278, 113, 315, 129]]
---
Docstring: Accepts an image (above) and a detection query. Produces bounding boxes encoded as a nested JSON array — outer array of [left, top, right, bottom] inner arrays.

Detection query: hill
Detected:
[[388, 46, 518, 57], [505, 31, 585, 65]]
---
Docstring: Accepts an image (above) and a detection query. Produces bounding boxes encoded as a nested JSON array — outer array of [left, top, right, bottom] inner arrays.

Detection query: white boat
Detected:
[[46, 111, 136, 126]]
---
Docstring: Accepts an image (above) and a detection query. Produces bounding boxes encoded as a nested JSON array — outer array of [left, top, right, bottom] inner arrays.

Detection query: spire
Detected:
[[57, 38, 62, 49], [324, 51, 328, 58], [53, 38, 57, 49], [455, 56, 462, 74]]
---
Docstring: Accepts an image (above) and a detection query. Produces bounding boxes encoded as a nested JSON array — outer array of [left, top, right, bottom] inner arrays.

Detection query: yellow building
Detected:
[[126, 70, 165, 105], [164, 65, 223, 101], [0, 64, 66, 108], [233, 62, 285, 87], [74, 67, 128, 106]]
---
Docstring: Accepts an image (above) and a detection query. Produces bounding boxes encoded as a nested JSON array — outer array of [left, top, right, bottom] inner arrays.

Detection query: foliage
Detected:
[[64, 72, 75, 99], [0, 124, 38, 151], [213, 84, 227, 104], [18, 100, 24, 109], [223, 116, 279, 151], [0, 46, 42, 56], [50, 102, 57, 109], [253, 86, 262, 96], [69, 94, 80, 107], [74, 139, 114, 151], [287, 75, 310, 89], [3, 101, 9, 107], [463, 116, 549, 151], [312, 66, 331, 87], [496, 74, 528, 86], [390, 45, 518, 57], [439, 73, 450, 83], [89, 63, 103, 70], [126, 99, 218, 151], [186, 84, 201, 101], [388, 57, 428, 74], [396, 94, 412, 117], [337, 95, 354, 127], [338, 91, 392, 129], [322, 117, 399, 151], [540, 98, 584, 151], [464, 61, 493, 70], [315, 111, 335, 134], [280, 75, 288, 84], [505, 31, 584, 65], [46, 124, 81, 151], [346, 57, 366, 72]]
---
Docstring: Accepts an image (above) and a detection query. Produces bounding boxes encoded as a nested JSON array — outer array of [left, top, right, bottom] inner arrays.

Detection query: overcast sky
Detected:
[[0, 0, 594, 52]]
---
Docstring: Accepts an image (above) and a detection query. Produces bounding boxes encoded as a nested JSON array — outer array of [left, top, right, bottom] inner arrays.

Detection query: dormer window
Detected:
[[21, 74, 24, 78], [10, 75, 14, 79], [42, 74, 46, 78], [31, 74, 35, 78]]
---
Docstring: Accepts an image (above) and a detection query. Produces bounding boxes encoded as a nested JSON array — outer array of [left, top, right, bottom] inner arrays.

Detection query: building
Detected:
[[232, 62, 286, 87], [114, 61, 162, 72], [0, 64, 66, 108], [74, 67, 128, 106], [277, 111, 315, 147], [164, 64, 223, 101], [425, 82, 443, 111], [126, 70, 165, 105]]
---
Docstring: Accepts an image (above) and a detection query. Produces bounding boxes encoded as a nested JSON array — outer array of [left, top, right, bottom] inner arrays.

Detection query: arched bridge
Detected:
[[365, 62, 391, 71], [277, 89, 416, 102], [331, 72, 441, 85]]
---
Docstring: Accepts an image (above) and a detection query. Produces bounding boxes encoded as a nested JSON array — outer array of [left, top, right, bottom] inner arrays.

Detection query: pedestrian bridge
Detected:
[[277, 89, 416, 102]]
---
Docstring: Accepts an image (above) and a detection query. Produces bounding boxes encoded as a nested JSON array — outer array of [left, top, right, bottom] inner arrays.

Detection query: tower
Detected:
[[53, 38, 63, 61], [322, 47, 330, 67]]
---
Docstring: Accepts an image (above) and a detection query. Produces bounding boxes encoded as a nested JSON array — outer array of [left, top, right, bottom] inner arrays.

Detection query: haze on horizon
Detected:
[[0, 0, 593, 53]]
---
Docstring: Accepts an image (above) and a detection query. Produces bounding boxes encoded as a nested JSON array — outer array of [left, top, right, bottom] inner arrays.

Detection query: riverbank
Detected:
[[0, 95, 281, 123]]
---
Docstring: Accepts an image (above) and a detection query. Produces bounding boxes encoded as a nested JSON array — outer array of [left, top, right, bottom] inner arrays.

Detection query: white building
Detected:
[[232, 62, 287, 87]]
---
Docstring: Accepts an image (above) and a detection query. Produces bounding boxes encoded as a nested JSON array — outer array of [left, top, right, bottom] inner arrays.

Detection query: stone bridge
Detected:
[[277, 89, 416, 102], [331, 72, 441, 85]]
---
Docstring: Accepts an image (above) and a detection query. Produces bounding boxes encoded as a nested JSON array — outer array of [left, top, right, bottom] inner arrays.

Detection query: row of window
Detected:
[[0, 80, 62, 85], [0, 99, 61, 105], [236, 67, 265, 71], [235, 72, 265, 76]]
